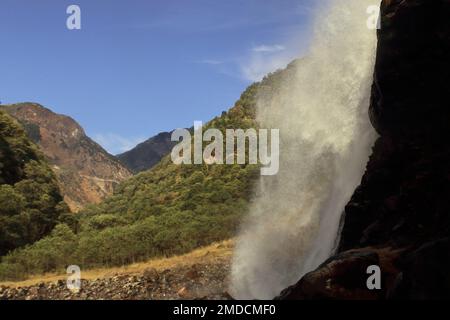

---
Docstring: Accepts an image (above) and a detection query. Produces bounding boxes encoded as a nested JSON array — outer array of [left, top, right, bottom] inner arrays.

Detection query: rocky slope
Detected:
[[117, 131, 176, 173], [0, 103, 132, 212], [0, 241, 233, 300], [278, 0, 450, 300]]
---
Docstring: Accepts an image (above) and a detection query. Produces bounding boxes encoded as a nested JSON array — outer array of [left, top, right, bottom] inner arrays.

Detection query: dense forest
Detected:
[[0, 110, 69, 258]]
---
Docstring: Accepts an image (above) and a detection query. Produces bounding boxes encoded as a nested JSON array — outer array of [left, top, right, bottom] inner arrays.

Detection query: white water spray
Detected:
[[231, 0, 380, 300]]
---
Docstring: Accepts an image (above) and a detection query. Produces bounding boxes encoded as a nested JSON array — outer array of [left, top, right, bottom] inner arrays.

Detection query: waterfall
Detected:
[[230, 0, 380, 300]]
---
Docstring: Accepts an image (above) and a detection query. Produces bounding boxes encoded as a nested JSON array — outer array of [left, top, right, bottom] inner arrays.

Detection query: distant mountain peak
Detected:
[[1, 102, 132, 212], [117, 131, 176, 173]]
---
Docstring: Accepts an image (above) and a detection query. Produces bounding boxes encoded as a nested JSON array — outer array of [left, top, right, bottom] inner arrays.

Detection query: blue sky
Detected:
[[0, 0, 315, 154]]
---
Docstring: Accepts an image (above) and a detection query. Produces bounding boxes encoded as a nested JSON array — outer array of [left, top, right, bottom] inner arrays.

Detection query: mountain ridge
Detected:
[[117, 131, 176, 173], [0, 103, 132, 212]]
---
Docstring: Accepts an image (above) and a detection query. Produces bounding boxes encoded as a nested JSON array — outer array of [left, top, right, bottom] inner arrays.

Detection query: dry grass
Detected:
[[0, 240, 234, 288]]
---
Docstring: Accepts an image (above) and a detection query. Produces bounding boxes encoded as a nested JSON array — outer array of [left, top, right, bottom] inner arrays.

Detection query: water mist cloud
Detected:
[[230, 0, 380, 299]]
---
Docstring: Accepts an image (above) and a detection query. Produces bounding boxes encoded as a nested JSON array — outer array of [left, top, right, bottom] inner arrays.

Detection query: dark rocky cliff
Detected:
[[278, 0, 450, 300]]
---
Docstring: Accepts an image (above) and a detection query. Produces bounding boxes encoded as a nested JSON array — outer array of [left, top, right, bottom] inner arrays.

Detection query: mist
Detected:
[[230, 0, 380, 300]]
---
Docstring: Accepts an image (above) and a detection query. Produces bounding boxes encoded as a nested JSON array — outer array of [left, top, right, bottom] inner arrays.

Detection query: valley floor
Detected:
[[0, 240, 234, 300]]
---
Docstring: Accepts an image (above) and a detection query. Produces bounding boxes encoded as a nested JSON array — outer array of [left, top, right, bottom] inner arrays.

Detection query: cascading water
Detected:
[[230, 0, 380, 300]]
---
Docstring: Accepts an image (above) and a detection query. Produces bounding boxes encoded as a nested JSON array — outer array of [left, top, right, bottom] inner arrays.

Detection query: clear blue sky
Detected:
[[0, 0, 315, 154]]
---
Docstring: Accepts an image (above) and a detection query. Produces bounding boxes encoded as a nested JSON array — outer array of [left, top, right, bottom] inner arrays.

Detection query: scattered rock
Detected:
[[1, 256, 232, 300]]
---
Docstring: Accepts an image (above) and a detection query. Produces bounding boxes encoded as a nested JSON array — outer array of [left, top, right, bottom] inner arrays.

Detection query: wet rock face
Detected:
[[277, 248, 402, 300], [278, 0, 450, 300], [387, 238, 450, 299], [339, 138, 450, 252], [370, 0, 450, 138]]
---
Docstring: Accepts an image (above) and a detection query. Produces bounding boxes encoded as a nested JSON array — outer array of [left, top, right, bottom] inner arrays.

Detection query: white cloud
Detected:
[[241, 55, 292, 82], [240, 43, 299, 82], [93, 133, 147, 155], [252, 44, 286, 53], [239, 22, 313, 82]]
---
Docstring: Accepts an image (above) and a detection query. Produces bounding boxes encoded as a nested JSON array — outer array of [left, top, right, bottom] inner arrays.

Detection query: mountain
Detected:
[[117, 131, 176, 173], [278, 0, 450, 300], [0, 110, 68, 256], [0, 67, 295, 280], [0, 103, 132, 212]]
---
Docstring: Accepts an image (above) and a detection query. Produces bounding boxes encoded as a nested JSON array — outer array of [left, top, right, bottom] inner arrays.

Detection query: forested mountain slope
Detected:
[[0, 110, 68, 257]]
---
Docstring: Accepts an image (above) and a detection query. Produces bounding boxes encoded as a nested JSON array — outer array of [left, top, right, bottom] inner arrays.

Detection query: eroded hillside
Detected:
[[1, 103, 132, 211]]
